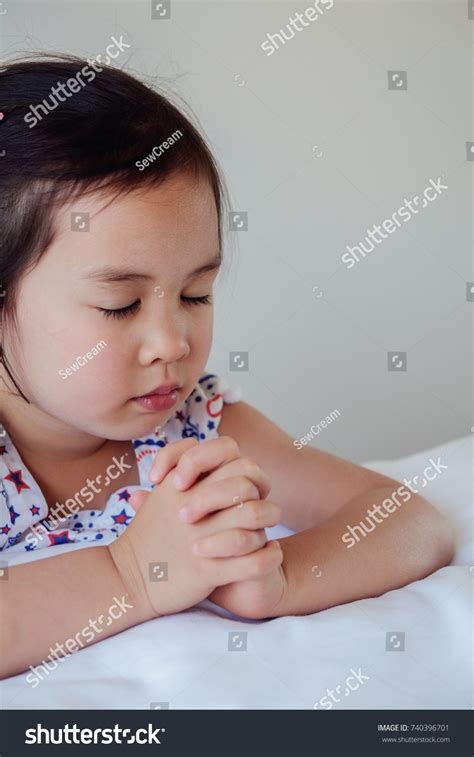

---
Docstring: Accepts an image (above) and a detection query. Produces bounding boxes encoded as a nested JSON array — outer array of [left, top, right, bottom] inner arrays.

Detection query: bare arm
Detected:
[[273, 486, 454, 617], [0, 544, 153, 679], [218, 400, 407, 532]]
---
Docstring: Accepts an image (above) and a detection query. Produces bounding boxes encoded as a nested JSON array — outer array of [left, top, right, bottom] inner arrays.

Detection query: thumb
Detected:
[[129, 488, 151, 512]]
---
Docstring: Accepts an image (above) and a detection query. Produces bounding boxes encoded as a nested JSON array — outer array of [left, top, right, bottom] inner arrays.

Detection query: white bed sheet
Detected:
[[1, 434, 472, 709]]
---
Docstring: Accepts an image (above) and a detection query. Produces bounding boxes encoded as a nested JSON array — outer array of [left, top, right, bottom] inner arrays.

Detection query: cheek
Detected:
[[13, 307, 127, 411], [189, 311, 213, 355]]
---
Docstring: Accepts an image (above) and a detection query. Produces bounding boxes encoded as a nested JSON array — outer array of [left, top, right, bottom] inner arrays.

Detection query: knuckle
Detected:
[[197, 496, 210, 516], [250, 548, 269, 574], [184, 493, 197, 513], [241, 457, 260, 478], [179, 437, 198, 448], [156, 446, 171, 464], [179, 453, 197, 475], [249, 502, 266, 527], [219, 435, 240, 455], [233, 530, 248, 552], [189, 493, 205, 515], [237, 476, 259, 500], [270, 539, 282, 557], [161, 439, 192, 465], [273, 548, 284, 567]]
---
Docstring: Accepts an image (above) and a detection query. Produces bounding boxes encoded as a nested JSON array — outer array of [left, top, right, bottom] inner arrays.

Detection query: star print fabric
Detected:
[[0, 372, 242, 554]]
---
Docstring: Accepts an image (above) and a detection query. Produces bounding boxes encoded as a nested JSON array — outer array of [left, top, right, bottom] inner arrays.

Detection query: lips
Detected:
[[136, 382, 180, 398], [133, 385, 181, 412]]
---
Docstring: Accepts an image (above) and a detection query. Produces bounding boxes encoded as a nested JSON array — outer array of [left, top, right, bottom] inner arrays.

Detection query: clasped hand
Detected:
[[129, 436, 287, 619]]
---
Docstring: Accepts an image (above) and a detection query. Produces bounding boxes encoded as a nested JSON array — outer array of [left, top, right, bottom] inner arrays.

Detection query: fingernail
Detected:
[[192, 542, 201, 555], [149, 470, 160, 483], [179, 506, 191, 522]]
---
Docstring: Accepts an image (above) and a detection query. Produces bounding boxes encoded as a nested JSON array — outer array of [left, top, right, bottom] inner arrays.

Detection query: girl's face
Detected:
[[4, 172, 221, 441]]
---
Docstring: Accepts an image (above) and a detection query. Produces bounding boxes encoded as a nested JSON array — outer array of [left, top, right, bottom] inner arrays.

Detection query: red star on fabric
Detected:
[[112, 508, 132, 526], [48, 531, 73, 546], [4, 468, 30, 494]]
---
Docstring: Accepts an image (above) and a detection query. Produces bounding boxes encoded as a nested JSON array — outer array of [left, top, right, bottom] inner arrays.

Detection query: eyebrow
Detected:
[[83, 252, 222, 285]]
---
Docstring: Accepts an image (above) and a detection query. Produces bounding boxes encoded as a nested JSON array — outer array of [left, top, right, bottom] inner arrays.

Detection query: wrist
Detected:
[[269, 539, 292, 617], [107, 536, 156, 624]]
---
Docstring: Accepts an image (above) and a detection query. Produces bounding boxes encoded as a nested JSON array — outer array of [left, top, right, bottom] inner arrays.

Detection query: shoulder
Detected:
[[219, 397, 293, 455], [218, 397, 402, 532]]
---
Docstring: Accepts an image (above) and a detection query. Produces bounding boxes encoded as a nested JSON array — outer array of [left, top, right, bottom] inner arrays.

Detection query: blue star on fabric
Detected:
[[4, 468, 30, 494], [8, 505, 20, 525], [117, 489, 131, 502], [48, 531, 73, 546], [111, 509, 132, 526]]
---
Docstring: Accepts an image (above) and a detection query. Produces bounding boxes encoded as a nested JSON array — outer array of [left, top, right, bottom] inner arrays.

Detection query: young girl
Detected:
[[0, 54, 454, 680]]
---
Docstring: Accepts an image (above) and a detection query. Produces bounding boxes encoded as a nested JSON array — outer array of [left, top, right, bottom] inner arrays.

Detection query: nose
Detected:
[[138, 309, 190, 366]]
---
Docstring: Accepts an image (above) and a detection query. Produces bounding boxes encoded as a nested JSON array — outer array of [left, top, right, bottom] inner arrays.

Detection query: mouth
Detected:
[[133, 383, 181, 412], [135, 382, 181, 398]]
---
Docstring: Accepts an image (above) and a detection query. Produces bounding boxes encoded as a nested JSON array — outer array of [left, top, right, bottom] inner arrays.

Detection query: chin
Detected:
[[129, 414, 175, 440]]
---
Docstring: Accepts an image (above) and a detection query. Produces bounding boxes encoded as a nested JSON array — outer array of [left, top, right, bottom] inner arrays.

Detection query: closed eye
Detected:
[[99, 294, 212, 319], [182, 294, 212, 306], [99, 300, 141, 319]]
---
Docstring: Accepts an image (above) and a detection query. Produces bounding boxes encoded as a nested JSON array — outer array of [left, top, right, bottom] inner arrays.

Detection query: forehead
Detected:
[[46, 173, 220, 277]]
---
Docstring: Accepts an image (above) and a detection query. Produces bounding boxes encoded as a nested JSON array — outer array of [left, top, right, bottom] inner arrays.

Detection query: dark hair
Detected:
[[0, 53, 229, 403]]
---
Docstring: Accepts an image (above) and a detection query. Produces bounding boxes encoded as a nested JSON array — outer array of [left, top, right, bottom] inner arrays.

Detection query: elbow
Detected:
[[416, 501, 455, 575], [389, 496, 456, 589], [433, 512, 455, 569]]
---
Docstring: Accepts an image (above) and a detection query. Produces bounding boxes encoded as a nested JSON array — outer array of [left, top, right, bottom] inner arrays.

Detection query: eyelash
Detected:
[[99, 295, 212, 319]]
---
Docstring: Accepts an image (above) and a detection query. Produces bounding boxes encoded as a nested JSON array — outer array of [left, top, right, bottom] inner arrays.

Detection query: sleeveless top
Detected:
[[0, 371, 242, 558]]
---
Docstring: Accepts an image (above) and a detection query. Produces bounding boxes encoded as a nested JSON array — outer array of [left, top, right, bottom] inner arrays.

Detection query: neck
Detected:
[[0, 388, 108, 463]]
